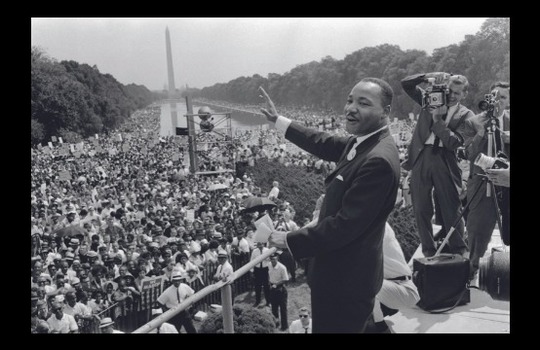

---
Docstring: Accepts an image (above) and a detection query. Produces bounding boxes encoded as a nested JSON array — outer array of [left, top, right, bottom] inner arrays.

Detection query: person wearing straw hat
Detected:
[[99, 317, 123, 334], [156, 271, 197, 333], [213, 252, 234, 282], [147, 308, 179, 334]]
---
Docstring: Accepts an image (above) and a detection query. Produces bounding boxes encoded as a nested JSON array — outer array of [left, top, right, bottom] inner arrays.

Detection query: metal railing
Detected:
[[132, 247, 277, 334]]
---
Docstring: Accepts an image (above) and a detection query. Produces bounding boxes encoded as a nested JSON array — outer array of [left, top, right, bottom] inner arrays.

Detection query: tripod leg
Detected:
[[435, 177, 487, 256]]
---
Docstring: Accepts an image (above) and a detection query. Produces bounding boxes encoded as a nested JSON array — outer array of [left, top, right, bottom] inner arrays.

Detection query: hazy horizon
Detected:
[[31, 18, 491, 91]]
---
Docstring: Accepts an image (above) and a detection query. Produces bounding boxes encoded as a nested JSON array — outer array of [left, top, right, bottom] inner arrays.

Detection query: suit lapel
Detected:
[[446, 105, 463, 130], [324, 129, 390, 185], [503, 110, 510, 131], [324, 137, 356, 184]]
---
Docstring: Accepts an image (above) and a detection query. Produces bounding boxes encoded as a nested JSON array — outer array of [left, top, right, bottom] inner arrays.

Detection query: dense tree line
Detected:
[[31, 47, 157, 145], [197, 18, 509, 118]]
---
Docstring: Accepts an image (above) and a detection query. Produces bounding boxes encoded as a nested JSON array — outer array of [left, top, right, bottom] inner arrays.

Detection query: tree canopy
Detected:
[[197, 18, 509, 118], [31, 46, 156, 145]]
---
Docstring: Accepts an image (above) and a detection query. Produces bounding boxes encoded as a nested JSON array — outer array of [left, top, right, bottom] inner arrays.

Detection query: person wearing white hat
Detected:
[[99, 317, 123, 333], [213, 252, 234, 283], [147, 308, 178, 334], [156, 271, 197, 333]]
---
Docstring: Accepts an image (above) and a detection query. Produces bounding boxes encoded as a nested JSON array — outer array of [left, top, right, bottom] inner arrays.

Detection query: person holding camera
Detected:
[[401, 72, 474, 258], [462, 81, 510, 281]]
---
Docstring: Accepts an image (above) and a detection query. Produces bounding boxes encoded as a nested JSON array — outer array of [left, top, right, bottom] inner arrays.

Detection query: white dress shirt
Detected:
[[214, 261, 234, 280], [268, 261, 289, 285], [289, 319, 312, 333], [250, 247, 271, 270]]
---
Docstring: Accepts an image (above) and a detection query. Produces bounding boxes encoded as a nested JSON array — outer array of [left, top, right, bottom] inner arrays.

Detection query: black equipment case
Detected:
[[413, 253, 470, 311]]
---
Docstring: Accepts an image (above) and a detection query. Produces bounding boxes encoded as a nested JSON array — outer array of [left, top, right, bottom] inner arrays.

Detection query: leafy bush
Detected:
[[248, 158, 324, 222], [387, 203, 420, 262], [200, 304, 276, 333]]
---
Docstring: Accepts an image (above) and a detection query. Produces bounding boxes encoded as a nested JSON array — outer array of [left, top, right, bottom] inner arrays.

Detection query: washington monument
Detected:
[[165, 26, 178, 132]]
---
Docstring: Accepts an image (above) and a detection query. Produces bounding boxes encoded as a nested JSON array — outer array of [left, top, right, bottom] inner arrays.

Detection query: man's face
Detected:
[[299, 311, 310, 326], [344, 81, 388, 136], [447, 82, 468, 107], [53, 307, 64, 320], [66, 296, 76, 307], [79, 245, 88, 255], [493, 86, 510, 112], [61, 263, 69, 273]]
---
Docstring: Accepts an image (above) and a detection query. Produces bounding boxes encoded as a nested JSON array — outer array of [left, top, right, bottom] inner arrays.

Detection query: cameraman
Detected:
[[463, 81, 510, 281], [401, 72, 474, 258]]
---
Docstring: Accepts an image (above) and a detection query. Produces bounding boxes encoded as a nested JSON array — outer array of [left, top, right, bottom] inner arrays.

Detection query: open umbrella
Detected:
[[207, 183, 229, 191], [241, 196, 276, 214], [53, 225, 86, 238]]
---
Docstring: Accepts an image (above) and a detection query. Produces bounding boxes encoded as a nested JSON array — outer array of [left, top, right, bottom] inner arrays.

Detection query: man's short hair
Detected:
[[490, 81, 510, 91], [449, 74, 469, 92], [360, 77, 394, 107], [299, 307, 310, 314]]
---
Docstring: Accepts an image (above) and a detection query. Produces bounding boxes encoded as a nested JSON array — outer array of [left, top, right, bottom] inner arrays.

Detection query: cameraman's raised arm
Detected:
[[401, 72, 451, 106]]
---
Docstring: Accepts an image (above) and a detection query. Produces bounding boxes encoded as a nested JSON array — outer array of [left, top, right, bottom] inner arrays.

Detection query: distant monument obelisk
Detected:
[[165, 26, 178, 133]]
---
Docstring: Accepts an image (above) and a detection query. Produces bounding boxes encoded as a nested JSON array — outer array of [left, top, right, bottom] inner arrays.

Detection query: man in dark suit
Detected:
[[259, 78, 400, 333], [401, 72, 474, 257], [463, 81, 510, 280]]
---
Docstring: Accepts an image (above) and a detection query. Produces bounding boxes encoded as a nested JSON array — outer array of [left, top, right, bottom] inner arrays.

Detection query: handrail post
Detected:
[[221, 284, 234, 333]]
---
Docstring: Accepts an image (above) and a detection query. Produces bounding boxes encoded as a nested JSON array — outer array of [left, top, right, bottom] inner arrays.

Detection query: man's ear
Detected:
[[383, 105, 392, 118]]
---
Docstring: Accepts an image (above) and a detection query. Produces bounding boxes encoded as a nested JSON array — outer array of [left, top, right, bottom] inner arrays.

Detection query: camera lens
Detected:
[[478, 248, 510, 301], [478, 100, 489, 111]]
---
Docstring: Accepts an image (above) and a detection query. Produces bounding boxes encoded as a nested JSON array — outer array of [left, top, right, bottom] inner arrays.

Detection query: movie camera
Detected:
[[478, 91, 499, 112]]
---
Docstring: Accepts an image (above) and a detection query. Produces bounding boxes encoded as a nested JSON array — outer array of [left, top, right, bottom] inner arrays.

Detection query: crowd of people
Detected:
[[30, 101, 334, 333]]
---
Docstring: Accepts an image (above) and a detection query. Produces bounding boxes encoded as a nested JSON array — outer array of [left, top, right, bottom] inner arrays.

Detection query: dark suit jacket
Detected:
[[401, 74, 474, 187], [284, 122, 400, 333]]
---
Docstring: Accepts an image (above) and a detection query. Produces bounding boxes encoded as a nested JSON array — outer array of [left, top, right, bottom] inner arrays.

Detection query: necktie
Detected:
[[432, 112, 448, 148], [494, 117, 503, 154], [259, 248, 263, 268], [157, 326, 160, 334], [177, 287, 181, 303], [346, 139, 360, 161], [304, 327, 308, 334]]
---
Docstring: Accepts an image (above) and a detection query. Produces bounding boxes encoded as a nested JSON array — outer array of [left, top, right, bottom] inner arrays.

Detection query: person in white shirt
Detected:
[[47, 302, 79, 333], [235, 231, 251, 256], [366, 222, 420, 333], [268, 181, 280, 200], [63, 291, 92, 320], [156, 272, 197, 333], [250, 242, 271, 307], [289, 307, 312, 334], [147, 308, 179, 333], [268, 253, 289, 331], [213, 253, 234, 282]]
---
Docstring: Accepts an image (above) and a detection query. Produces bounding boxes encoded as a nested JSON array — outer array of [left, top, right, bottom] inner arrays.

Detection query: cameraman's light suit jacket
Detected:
[[283, 121, 400, 333], [401, 73, 475, 189]]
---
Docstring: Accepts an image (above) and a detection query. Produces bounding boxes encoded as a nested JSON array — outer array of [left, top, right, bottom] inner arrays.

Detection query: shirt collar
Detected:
[[354, 125, 388, 145]]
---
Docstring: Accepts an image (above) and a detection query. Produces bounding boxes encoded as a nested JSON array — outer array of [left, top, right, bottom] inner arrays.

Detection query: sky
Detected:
[[31, 17, 490, 91]]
